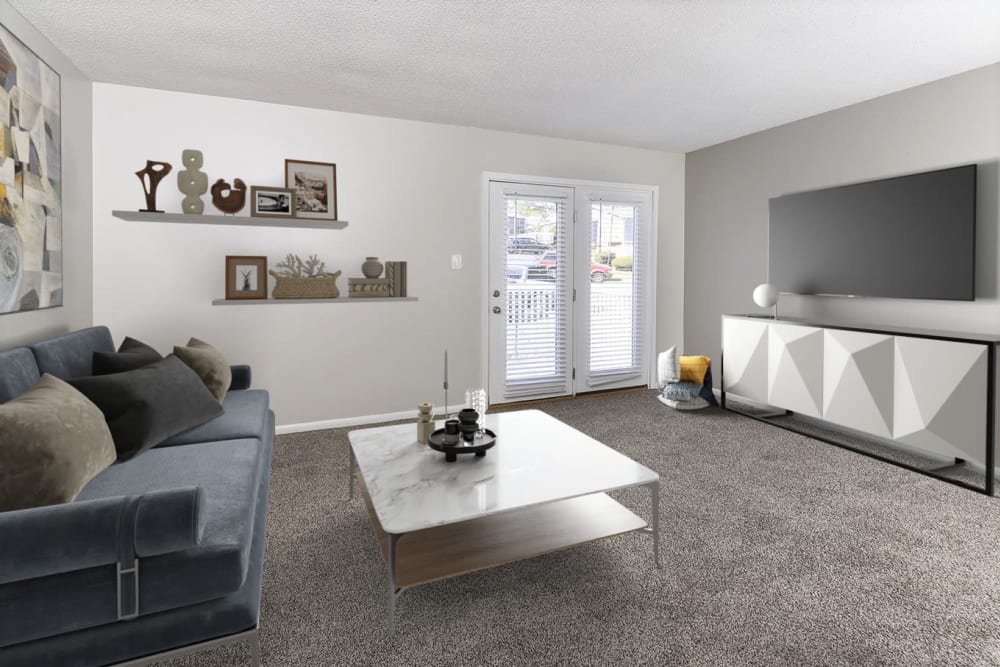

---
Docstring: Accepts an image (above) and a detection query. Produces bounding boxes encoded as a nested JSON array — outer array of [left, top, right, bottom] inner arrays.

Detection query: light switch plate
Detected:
[[451, 254, 463, 270]]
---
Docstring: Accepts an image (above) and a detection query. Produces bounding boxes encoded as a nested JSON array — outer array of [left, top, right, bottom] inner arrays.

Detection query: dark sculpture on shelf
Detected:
[[135, 160, 173, 213], [210, 178, 247, 215]]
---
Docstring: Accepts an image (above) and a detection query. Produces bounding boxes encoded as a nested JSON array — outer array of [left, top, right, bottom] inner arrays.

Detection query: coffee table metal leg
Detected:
[[387, 533, 399, 636], [349, 448, 356, 500], [650, 480, 660, 567]]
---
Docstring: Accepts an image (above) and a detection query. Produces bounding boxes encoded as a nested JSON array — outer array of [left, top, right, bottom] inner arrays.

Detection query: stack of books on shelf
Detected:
[[349, 261, 407, 298]]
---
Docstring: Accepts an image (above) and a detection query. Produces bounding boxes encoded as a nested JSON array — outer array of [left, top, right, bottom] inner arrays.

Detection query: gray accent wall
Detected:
[[684, 62, 1000, 375], [0, 2, 93, 349]]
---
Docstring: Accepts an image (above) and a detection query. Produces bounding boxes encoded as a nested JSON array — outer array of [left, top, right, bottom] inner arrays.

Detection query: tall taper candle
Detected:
[[443, 349, 449, 419]]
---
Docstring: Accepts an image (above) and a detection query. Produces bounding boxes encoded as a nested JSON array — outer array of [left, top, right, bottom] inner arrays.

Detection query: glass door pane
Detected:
[[576, 190, 652, 391]]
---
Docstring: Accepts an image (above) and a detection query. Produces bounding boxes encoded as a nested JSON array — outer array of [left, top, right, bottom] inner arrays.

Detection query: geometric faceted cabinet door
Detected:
[[893, 337, 987, 466], [722, 317, 769, 404], [768, 323, 824, 417], [822, 329, 894, 438]]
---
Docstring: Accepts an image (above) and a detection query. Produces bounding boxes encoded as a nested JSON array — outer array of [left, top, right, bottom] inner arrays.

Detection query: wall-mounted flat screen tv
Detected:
[[768, 164, 977, 301]]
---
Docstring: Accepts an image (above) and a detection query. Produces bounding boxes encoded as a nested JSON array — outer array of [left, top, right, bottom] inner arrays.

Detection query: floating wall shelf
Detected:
[[111, 210, 348, 230], [211, 297, 418, 306]]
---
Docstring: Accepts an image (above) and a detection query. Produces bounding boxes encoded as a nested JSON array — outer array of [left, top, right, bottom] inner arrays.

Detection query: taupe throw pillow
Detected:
[[0, 374, 116, 512], [173, 337, 231, 402]]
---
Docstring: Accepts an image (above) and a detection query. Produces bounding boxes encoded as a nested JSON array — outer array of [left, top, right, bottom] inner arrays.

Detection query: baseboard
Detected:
[[276, 409, 418, 435]]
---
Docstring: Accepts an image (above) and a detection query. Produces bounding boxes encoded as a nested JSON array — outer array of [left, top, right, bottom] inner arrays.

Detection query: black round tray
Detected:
[[428, 428, 497, 462]]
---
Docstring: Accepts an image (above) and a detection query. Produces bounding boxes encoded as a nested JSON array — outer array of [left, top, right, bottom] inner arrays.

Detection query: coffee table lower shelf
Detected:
[[358, 477, 646, 589]]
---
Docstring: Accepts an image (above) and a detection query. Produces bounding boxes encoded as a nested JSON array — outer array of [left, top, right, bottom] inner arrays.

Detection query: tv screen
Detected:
[[768, 164, 977, 301]]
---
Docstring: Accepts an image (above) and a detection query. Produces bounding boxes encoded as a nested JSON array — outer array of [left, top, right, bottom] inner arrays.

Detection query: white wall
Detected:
[[685, 62, 1000, 373], [92, 84, 684, 427], [0, 1, 92, 348]]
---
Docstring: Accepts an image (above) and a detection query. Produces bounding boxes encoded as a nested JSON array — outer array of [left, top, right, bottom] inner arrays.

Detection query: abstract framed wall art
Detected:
[[285, 159, 337, 221], [0, 21, 61, 315]]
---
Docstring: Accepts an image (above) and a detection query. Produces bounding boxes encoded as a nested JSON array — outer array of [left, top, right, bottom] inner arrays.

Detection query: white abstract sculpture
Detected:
[[753, 283, 778, 318]]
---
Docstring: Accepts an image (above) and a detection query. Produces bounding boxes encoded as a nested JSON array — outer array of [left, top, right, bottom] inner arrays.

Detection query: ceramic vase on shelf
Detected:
[[362, 257, 384, 279]]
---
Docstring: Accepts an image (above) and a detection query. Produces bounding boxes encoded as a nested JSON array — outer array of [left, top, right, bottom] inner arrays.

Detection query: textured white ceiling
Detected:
[[9, 0, 1000, 151]]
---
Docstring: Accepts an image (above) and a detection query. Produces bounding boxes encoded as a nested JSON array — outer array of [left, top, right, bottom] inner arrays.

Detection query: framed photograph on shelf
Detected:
[[285, 159, 337, 220], [250, 186, 295, 218], [225, 256, 268, 300]]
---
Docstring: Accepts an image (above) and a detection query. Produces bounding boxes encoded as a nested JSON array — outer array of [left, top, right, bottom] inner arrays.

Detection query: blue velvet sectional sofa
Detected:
[[0, 327, 274, 666]]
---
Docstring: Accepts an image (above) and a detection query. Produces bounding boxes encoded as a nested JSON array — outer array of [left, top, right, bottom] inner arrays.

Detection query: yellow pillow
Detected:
[[679, 355, 710, 383]]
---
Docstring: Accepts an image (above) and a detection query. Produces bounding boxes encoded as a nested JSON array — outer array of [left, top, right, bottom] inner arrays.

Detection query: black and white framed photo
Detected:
[[285, 159, 338, 221], [250, 186, 295, 219], [225, 256, 268, 300]]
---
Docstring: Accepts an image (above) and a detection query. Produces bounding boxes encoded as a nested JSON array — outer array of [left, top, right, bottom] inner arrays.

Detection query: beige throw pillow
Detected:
[[173, 337, 232, 402], [0, 374, 116, 511]]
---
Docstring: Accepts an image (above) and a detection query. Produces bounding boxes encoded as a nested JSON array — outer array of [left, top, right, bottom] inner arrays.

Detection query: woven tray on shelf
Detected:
[[270, 275, 340, 299]]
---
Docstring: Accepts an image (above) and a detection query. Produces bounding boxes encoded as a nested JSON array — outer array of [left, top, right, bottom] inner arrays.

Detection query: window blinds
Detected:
[[587, 199, 644, 387]]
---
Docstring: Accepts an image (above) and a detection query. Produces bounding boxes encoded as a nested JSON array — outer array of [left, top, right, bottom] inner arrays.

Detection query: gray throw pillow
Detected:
[[0, 374, 116, 511], [662, 381, 703, 402], [173, 337, 231, 402], [92, 336, 162, 375], [69, 355, 224, 461]]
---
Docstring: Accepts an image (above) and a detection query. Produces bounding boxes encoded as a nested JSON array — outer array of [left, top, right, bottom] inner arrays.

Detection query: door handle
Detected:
[[493, 290, 501, 298], [493, 306, 502, 314]]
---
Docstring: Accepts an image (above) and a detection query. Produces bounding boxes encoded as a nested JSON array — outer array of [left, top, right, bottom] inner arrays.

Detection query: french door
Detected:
[[575, 189, 653, 392], [488, 182, 575, 402], [487, 179, 653, 404]]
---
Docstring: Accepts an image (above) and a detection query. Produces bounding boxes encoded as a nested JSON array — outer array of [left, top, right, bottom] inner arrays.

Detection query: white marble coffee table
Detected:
[[348, 409, 660, 634]]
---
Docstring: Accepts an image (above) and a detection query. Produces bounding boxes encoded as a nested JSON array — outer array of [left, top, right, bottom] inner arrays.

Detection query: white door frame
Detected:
[[481, 172, 659, 404]]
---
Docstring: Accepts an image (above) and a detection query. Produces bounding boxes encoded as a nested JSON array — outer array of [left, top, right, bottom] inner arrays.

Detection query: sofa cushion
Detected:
[[92, 337, 162, 375], [0, 347, 39, 403], [28, 326, 114, 380], [173, 338, 232, 402], [69, 356, 223, 461], [158, 389, 270, 447], [0, 375, 116, 511]]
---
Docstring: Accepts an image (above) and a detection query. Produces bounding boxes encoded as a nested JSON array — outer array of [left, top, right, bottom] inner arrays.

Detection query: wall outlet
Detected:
[[451, 254, 463, 270]]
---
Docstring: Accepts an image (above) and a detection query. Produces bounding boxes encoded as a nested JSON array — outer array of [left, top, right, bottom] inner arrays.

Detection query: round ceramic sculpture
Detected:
[[753, 283, 778, 308], [211, 178, 247, 215], [362, 257, 384, 279]]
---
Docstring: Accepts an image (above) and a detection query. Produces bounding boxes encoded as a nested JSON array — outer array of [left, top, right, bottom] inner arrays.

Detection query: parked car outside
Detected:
[[531, 252, 613, 283], [506, 236, 550, 254]]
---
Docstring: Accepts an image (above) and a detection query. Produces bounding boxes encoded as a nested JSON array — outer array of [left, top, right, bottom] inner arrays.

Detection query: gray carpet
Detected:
[[165, 391, 1000, 666]]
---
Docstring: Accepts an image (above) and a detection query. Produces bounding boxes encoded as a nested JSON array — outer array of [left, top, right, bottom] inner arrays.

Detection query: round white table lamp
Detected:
[[753, 283, 778, 318]]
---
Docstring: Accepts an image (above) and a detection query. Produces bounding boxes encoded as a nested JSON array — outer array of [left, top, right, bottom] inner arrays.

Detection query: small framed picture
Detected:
[[285, 159, 337, 221], [225, 256, 268, 300], [250, 186, 295, 218]]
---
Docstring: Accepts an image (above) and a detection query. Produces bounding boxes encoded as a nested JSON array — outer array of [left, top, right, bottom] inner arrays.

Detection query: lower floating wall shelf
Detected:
[[212, 297, 417, 305]]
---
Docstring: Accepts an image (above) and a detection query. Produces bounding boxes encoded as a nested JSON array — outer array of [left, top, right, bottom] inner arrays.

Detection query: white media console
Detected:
[[720, 315, 999, 495]]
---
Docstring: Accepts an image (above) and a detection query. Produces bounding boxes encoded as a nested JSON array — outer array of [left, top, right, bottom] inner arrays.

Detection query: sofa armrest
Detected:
[[0, 487, 202, 585], [229, 364, 252, 391]]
